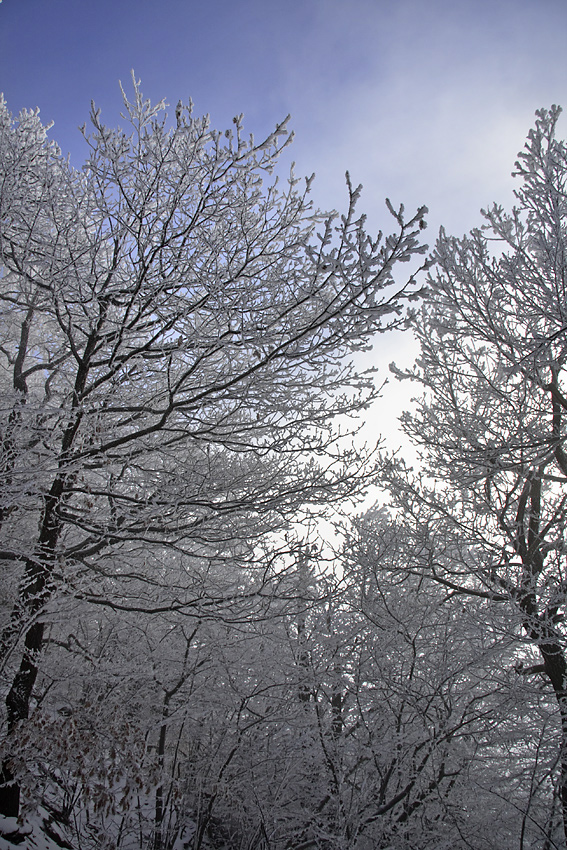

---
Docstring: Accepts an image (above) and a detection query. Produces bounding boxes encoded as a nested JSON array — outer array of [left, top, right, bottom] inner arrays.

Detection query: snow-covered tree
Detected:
[[383, 105, 567, 846], [344, 508, 563, 849], [0, 76, 427, 826]]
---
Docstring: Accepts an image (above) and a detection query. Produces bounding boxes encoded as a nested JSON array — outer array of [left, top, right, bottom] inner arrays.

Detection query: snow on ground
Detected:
[[0, 810, 74, 849]]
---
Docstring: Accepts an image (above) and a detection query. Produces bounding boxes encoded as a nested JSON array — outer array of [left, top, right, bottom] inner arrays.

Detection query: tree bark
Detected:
[[0, 486, 64, 815], [538, 640, 567, 846]]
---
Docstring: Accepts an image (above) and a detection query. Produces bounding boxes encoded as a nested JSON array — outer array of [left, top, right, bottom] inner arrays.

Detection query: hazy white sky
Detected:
[[1, 0, 566, 454]]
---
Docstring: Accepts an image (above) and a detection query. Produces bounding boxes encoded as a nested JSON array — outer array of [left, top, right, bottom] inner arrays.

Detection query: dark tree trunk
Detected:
[[539, 640, 567, 847], [0, 614, 47, 816], [152, 700, 170, 850], [0, 484, 64, 816], [0, 761, 20, 819]]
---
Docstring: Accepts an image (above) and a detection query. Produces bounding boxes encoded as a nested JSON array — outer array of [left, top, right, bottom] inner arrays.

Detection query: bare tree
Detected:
[[0, 76, 427, 822], [345, 508, 564, 849], [383, 105, 567, 846]]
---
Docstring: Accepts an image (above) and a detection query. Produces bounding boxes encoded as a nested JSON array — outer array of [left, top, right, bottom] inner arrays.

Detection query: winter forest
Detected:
[[1, 80, 567, 850]]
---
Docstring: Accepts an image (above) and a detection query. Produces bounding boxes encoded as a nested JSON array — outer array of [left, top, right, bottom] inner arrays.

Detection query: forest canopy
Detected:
[[1, 83, 567, 850]]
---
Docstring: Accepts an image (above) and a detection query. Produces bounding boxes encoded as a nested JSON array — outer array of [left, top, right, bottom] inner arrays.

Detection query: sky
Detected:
[[1, 0, 567, 456]]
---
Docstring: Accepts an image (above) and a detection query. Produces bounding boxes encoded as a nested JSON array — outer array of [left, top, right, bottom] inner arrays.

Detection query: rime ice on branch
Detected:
[[0, 75, 427, 825]]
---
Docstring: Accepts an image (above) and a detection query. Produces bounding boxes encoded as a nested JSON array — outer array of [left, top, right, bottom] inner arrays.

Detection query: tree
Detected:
[[345, 508, 564, 849], [383, 105, 567, 846], [0, 76, 427, 824]]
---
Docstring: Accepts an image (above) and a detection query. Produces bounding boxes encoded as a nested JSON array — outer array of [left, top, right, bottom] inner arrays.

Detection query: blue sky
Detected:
[[1, 0, 567, 448], [3, 0, 566, 236]]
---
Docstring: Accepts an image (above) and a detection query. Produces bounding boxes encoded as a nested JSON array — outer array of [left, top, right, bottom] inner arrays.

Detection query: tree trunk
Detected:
[[0, 620, 46, 816], [539, 640, 567, 847], [0, 484, 64, 816], [152, 697, 170, 850]]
